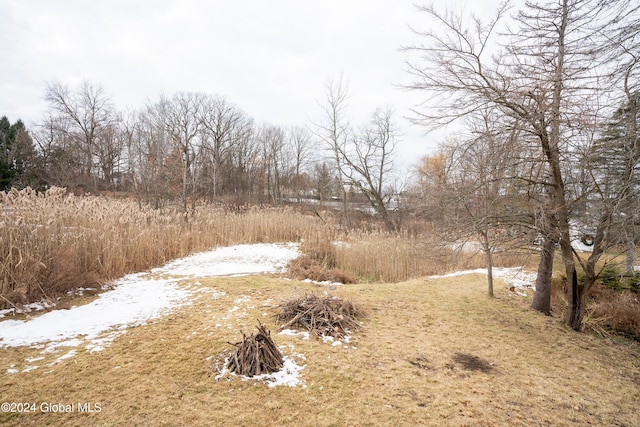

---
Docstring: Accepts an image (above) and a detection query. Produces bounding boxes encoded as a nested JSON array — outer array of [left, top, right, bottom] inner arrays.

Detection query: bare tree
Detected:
[[146, 92, 203, 213], [198, 95, 252, 200], [405, 0, 639, 329], [120, 107, 145, 206], [339, 107, 401, 232], [314, 77, 401, 231], [313, 75, 352, 227], [288, 126, 314, 201], [44, 80, 117, 191], [258, 125, 290, 204], [32, 112, 82, 189], [415, 110, 539, 297], [451, 113, 535, 297], [224, 122, 260, 201]]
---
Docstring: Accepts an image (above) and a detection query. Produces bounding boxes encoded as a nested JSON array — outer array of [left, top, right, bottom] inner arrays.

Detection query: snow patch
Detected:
[[0, 278, 189, 349], [215, 355, 306, 388], [49, 350, 77, 366], [0, 243, 301, 362], [0, 300, 56, 318], [279, 329, 311, 340], [430, 267, 537, 291], [152, 242, 299, 278]]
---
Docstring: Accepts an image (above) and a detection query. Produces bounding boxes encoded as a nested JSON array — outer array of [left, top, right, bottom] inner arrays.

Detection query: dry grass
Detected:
[[1, 187, 532, 309], [1, 274, 638, 426], [332, 232, 531, 282], [0, 187, 332, 308], [586, 287, 640, 340]]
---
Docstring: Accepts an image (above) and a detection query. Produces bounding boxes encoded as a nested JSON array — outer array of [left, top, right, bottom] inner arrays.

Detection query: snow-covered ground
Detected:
[[0, 243, 299, 354]]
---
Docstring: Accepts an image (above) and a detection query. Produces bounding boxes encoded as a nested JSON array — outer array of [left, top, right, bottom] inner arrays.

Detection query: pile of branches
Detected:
[[276, 293, 362, 338], [226, 323, 283, 377]]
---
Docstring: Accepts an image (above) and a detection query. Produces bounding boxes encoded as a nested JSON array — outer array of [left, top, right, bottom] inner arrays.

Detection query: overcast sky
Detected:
[[1, 0, 504, 170]]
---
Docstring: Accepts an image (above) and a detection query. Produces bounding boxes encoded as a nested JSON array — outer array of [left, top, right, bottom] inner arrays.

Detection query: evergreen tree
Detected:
[[0, 116, 42, 190]]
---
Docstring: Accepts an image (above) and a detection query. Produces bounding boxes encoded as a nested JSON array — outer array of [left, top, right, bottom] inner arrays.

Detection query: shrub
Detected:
[[598, 264, 624, 291], [594, 264, 640, 293], [587, 287, 640, 340], [623, 272, 640, 293], [286, 256, 355, 284]]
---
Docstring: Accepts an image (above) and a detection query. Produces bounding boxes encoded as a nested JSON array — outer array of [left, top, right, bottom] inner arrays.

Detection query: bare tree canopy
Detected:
[[405, 0, 640, 329]]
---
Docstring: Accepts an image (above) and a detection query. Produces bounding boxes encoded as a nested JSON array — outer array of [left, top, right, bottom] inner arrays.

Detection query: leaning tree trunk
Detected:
[[559, 218, 581, 330]]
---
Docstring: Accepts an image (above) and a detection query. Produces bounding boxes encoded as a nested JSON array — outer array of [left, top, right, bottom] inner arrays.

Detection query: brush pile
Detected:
[[276, 293, 362, 338], [226, 323, 284, 377]]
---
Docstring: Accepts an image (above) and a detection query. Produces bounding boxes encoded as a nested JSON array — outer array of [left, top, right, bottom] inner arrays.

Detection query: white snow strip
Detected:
[[0, 243, 301, 353], [278, 329, 310, 340], [49, 350, 77, 366], [152, 242, 299, 278], [429, 268, 487, 279], [429, 267, 537, 290], [0, 277, 188, 348], [0, 300, 56, 318]]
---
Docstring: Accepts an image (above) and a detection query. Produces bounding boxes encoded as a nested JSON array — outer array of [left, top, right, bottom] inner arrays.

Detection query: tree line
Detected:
[[2, 79, 402, 226]]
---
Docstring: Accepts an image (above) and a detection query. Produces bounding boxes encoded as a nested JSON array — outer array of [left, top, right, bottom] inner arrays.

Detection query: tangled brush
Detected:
[[276, 293, 362, 338]]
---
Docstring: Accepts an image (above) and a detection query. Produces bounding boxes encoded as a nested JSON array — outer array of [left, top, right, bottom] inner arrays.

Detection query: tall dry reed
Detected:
[[331, 231, 531, 283], [0, 187, 530, 308], [0, 187, 332, 308], [332, 232, 447, 282]]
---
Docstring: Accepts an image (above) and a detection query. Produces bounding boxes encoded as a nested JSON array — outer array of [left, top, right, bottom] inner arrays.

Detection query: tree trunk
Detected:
[[479, 231, 494, 298], [626, 229, 636, 274], [486, 250, 494, 298], [564, 267, 583, 330], [531, 235, 555, 315]]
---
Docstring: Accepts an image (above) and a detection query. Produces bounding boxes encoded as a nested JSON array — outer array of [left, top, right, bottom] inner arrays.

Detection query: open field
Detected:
[[1, 272, 638, 426]]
